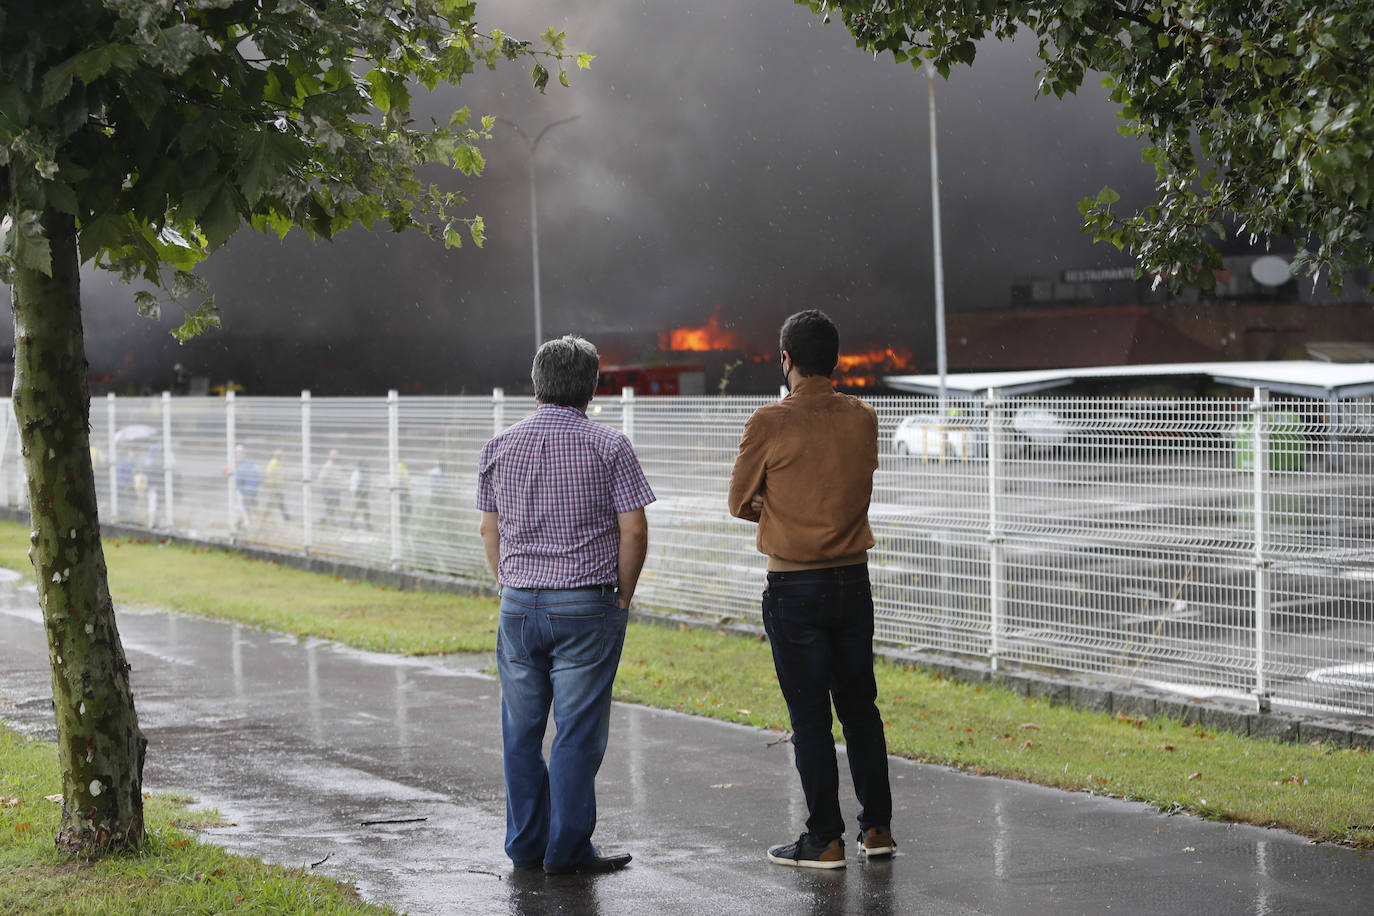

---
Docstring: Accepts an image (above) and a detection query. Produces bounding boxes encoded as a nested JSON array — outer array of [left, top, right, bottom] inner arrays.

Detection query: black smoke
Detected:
[[6, 0, 1161, 395]]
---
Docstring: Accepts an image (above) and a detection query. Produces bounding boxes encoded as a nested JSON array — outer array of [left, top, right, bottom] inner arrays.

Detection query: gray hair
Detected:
[[531, 335, 600, 407]]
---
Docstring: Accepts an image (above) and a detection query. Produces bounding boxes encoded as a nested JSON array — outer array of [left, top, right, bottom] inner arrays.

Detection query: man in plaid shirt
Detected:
[[478, 335, 654, 876]]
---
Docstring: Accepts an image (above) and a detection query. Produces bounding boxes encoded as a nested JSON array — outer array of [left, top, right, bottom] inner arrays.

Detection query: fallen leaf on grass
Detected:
[[13, 822, 31, 833], [1157, 744, 1176, 751], [735, 709, 751, 716], [1019, 723, 1041, 730], [43, 795, 62, 804], [1021, 740, 1034, 749], [1187, 772, 1203, 781], [1280, 775, 1307, 785]]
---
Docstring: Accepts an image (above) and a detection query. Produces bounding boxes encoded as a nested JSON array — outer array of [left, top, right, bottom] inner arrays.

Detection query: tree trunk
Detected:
[[10, 207, 146, 853]]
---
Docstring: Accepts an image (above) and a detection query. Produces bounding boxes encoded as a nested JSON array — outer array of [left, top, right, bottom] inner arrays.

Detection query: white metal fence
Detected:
[[2, 389, 1371, 718]]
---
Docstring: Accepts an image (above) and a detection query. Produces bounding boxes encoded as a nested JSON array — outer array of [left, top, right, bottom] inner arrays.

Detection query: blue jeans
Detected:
[[762, 564, 892, 844], [497, 585, 628, 869]]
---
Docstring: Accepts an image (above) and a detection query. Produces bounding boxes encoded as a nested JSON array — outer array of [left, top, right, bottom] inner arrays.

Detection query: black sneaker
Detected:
[[767, 833, 846, 869], [857, 826, 895, 858]]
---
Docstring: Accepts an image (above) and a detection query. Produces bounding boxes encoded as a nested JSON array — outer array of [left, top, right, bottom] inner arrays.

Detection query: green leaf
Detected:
[[134, 290, 161, 321], [532, 63, 549, 93], [13, 210, 52, 276], [78, 213, 126, 263], [39, 63, 74, 109], [43, 180, 79, 215], [576, 52, 595, 70], [365, 69, 392, 111], [171, 297, 221, 343], [452, 144, 484, 176], [200, 184, 241, 251]]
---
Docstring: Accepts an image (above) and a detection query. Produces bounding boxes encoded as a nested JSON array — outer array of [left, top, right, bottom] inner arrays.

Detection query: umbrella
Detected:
[[113, 424, 158, 445]]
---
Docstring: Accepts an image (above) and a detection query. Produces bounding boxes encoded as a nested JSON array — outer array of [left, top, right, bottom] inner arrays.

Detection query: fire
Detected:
[[834, 346, 915, 387], [659, 306, 917, 386], [659, 305, 744, 353]]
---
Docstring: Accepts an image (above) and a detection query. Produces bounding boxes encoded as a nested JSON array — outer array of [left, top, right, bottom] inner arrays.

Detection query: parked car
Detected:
[[1010, 406, 1143, 457], [892, 415, 977, 459]]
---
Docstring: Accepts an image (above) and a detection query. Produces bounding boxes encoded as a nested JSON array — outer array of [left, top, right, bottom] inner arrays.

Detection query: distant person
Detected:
[[477, 335, 653, 876], [728, 309, 894, 869], [316, 449, 343, 524], [349, 459, 372, 527], [264, 449, 290, 523], [228, 444, 260, 531]]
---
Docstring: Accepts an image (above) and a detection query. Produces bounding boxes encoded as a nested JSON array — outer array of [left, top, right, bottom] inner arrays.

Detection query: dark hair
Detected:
[[531, 335, 600, 407], [779, 309, 839, 377]]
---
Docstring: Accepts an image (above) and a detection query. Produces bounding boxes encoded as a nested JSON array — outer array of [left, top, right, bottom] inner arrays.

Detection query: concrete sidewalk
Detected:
[[1, 574, 1370, 915]]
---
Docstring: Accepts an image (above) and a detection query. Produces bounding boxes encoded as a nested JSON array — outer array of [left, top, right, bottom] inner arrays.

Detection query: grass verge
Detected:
[[1, 520, 1372, 849], [0, 726, 392, 915]]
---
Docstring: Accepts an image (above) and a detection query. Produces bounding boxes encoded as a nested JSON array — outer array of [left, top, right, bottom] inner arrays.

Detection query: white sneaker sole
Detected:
[[860, 845, 894, 858], [767, 851, 847, 869]]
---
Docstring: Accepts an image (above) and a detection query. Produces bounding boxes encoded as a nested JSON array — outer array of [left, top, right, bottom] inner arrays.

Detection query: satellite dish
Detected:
[[1250, 255, 1292, 287]]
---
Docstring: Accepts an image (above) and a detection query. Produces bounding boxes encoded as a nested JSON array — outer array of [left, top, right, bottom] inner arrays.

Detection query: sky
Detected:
[[5, 0, 1166, 395]]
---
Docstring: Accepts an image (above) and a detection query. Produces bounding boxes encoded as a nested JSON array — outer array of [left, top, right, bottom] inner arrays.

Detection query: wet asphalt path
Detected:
[[1, 573, 1371, 915]]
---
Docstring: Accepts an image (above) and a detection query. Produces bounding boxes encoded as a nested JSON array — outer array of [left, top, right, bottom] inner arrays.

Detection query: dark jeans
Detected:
[[762, 564, 892, 844]]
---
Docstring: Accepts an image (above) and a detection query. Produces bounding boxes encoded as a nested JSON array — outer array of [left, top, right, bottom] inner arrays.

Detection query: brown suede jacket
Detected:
[[728, 374, 878, 571]]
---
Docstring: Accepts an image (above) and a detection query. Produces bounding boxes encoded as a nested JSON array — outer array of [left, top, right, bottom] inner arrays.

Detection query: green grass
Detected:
[[2, 520, 1372, 850], [0, 727, 392, 915], [0, 523, 498, 654]]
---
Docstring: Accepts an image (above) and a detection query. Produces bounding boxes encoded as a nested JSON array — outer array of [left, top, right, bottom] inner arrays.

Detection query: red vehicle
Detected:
[[595, 364, 706, 396]]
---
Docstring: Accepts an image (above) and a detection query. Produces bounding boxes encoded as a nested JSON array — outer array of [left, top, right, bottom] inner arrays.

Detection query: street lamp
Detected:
[[925, 63, 949, 418], [496, 115, 580, 351]]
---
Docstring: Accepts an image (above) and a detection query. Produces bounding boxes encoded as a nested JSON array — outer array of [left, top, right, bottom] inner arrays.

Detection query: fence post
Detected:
[[388, 389, 401, 569], [107, 393, 118, 522], [301, 390, 313, 555], [986, 387, 1005, 672], [1251, 386, 1271, 712], [161, 391, 174, 529], [226, 390, 237, 543], [493, 388, 505, 437], [621, 386, 636, 445]]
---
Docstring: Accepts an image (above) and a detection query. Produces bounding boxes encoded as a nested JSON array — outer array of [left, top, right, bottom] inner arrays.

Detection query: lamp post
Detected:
[[925, 64, 949, 418], [496, 115, 580, 351]]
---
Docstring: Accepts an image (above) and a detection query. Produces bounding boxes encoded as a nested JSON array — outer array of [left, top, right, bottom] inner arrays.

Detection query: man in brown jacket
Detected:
[[729, 309, 894, 869]]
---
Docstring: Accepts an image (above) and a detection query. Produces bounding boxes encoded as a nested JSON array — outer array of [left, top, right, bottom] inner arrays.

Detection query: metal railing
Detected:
[[2, 388, 1371, 718]]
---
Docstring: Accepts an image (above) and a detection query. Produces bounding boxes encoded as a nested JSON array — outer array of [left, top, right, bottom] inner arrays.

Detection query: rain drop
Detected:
[[89, 780, 102, 797], [78, 702, 85, 716]]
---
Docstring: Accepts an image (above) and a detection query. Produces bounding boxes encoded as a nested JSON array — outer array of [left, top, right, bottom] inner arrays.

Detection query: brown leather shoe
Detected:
[[858, 825, 895, 858]]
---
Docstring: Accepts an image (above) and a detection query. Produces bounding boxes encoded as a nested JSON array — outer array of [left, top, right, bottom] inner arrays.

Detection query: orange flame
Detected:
[[834, 346, 915, 387], [659, 305, 744, 352]]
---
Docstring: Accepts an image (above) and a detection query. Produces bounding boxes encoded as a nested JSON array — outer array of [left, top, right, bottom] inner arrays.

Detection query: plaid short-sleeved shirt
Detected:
[[477, 404, 655, 588]]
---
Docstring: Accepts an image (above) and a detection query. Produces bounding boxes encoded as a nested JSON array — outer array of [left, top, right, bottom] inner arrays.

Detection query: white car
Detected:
[[892, 415, 972, 458], [1011, 407, 1140, 456]]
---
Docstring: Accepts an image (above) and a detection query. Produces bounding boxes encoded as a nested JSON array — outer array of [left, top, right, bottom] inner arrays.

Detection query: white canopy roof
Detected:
[[883, 361, 1374, 400]]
